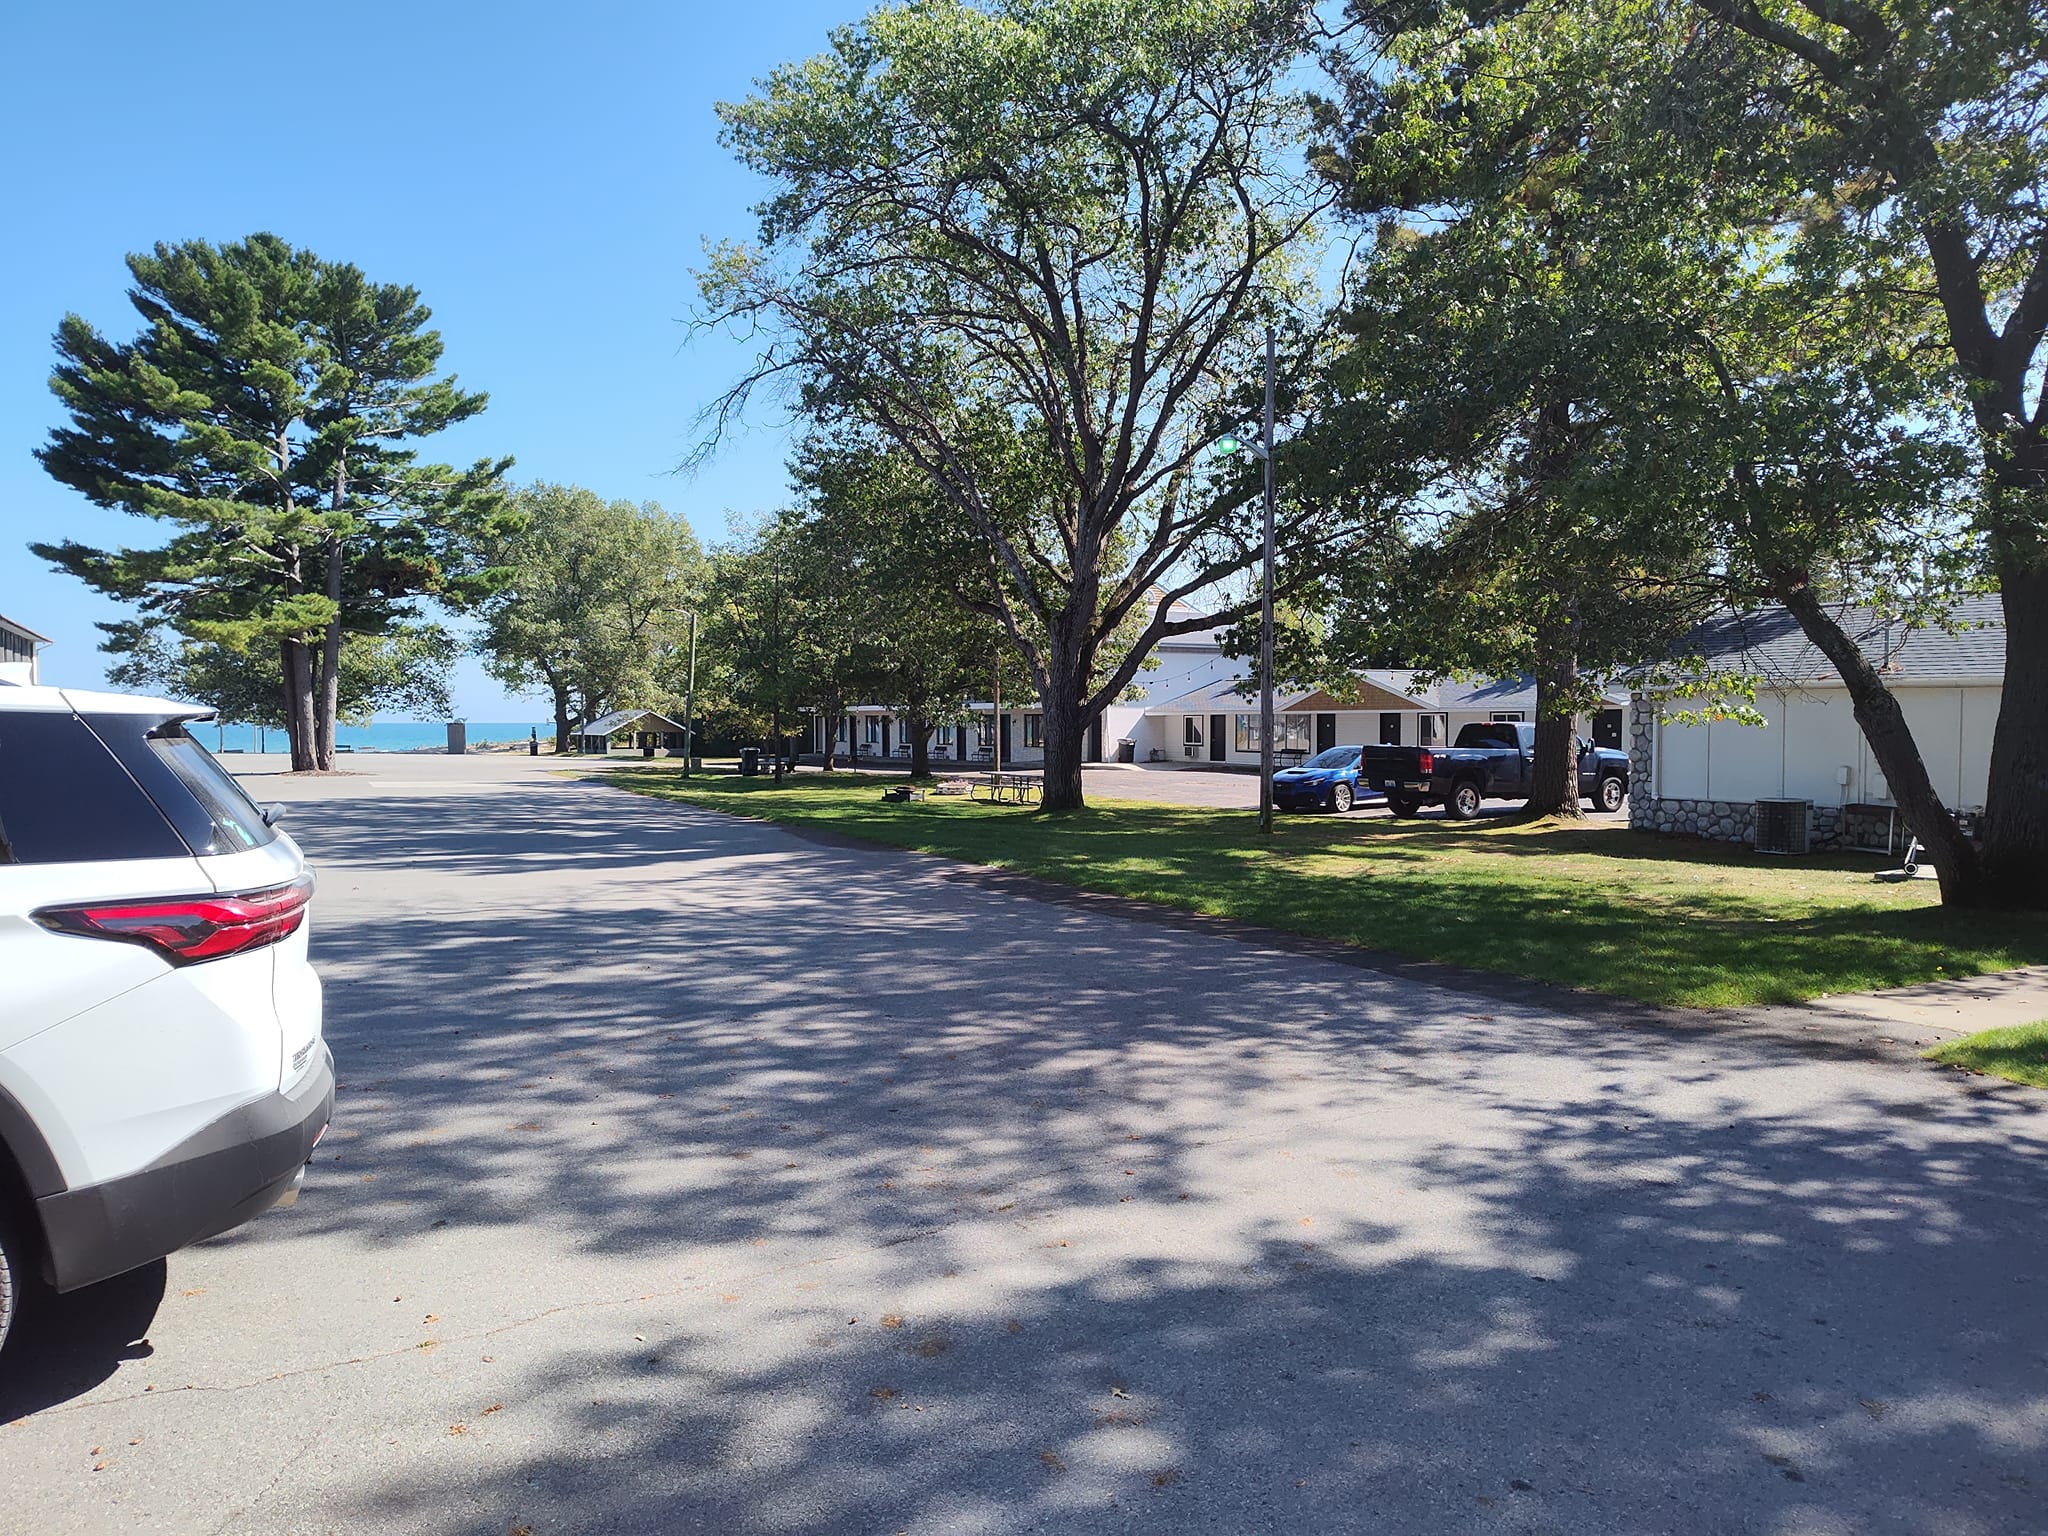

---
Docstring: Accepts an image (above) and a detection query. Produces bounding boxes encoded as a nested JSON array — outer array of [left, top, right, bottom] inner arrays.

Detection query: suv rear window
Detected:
[[89, 718, 277, 857], [0, 710, 189, 864]]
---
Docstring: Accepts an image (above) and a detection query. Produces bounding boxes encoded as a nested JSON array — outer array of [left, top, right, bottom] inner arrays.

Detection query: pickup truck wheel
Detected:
[[1447, 780, 1483, 821], [1331, 783, 1354, 814], [1385, 792, 1420, 818], [1594, 774, 1626, 814]]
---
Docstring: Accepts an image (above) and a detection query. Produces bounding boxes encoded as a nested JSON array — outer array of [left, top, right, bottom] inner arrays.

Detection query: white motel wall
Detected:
[[1645, 684, 2001, 811], [1627, 595, 2007, 847]]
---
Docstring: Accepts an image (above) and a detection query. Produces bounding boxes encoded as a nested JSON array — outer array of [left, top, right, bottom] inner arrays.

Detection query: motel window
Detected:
[[975, 717, 994, 749], [862, 717, 882, 746], [935, 724, 954, 747], [1024, 714, 1043, 748], [1234, 714, 1311, 753], [1418, 713, 1448, 746], [1183, 716, 1204, 746]]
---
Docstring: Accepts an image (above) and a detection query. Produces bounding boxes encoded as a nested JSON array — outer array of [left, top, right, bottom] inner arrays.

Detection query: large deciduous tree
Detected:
[[35, 234, 511, 772], [472, 484, 707, 752], [795, 439, 1005, 778], [1306, 0, 1724, 818], [1684, 0, 2048, 901], [701, 0, 1329, 809]]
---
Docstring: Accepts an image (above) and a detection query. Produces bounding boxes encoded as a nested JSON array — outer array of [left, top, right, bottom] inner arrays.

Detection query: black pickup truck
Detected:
[[1360, 721, 1630, 820]]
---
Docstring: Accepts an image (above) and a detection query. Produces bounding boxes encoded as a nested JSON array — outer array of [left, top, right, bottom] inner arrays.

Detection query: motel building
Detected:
[[1134, 672, 1627, 768], [0, 614, 50, 687]]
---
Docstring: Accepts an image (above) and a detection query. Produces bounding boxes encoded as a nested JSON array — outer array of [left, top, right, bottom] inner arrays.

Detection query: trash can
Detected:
[[1116, 739, 1136, 763], [739, 746, 761, 776]]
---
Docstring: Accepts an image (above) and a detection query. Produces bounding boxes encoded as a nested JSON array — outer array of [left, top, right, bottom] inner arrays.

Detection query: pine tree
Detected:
[[35, 233, 511, 769]]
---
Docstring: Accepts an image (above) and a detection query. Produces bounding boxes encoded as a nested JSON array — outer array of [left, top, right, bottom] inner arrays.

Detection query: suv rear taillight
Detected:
[[1417, 750, 1434, 774], [34, 877, 313, 965]]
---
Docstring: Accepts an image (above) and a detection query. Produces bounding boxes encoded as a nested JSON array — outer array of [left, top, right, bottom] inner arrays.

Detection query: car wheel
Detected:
[[1386, 793, 1419, 818], [1331, 783, 1354, 814], [0, 1197, 30, 1358], [1594, 774, 1626, 813], [1447, 780, 1483, 821]]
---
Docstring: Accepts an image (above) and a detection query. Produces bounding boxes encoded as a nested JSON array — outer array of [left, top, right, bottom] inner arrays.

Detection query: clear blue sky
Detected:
[[0, 0, 860, 717]]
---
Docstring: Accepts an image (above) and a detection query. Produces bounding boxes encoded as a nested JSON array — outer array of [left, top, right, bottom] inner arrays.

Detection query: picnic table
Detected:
[[969, 772, 1042, 805]]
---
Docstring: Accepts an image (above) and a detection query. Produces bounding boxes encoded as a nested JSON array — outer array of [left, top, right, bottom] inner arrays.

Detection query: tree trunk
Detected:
[[1038, 656, 1087, 811], [908, 715, 930, 780], [820, 694, 842, 771], [552, 681, 574, 755], [1779, 581, 1984, 906], [315, 532, 343, 772], [1524, 614, 1585, 820], [1978, 518, 2048, 908], [281, 637, 317, 772]]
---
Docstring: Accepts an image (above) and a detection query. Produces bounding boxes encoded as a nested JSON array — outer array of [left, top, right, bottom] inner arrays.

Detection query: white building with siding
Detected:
[[0, 614, 50, 687], [1630, 594, 2005, 846], [1132, 671, 1627, 768]]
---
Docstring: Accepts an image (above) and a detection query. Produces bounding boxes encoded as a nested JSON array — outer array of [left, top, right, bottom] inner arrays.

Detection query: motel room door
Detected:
[[1209, 714, 1227, 762], [1315, 713, 1337, 754]]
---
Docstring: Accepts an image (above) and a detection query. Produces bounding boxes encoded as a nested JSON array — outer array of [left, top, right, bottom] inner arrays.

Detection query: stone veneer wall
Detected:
[[1625, 692, 1898, 851]]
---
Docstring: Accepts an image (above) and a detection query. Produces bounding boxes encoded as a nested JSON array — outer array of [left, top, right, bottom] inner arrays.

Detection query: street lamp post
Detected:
[[1215, 326, 1280, 835], [683, 610, 698, 778], [1258, 326, 1277, 837]]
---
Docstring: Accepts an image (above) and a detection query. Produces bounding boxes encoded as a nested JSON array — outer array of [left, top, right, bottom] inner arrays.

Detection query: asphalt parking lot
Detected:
[[3, 754, 2042, 1535]]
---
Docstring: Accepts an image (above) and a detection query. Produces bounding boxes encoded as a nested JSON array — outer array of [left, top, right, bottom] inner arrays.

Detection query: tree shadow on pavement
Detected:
[[220, 781, 2048, 1533]]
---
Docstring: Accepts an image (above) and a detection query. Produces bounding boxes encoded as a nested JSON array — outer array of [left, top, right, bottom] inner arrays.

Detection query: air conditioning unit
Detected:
[[1754, 798, 1813, 856], [1184, 744, 1201, 759]]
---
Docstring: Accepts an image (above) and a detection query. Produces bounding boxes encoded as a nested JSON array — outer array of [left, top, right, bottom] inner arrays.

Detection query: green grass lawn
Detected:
[[1925, 1022, 2048, 1089], [600, 768, 2048, 1009]]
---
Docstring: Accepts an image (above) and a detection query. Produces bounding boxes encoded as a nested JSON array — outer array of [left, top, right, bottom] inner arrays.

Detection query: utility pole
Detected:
[[1258, 325, 1277, 836], [992, 648, 1003, 778], [683, 611, 698, 778], [771, 537, 785, 785]]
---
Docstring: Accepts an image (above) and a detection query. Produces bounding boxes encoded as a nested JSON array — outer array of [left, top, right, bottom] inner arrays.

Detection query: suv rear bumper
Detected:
[[33, 1050, 335, 1293]]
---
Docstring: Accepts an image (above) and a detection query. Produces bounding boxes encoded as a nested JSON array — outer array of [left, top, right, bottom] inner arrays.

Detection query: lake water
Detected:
[[203, 720, 547, 754]]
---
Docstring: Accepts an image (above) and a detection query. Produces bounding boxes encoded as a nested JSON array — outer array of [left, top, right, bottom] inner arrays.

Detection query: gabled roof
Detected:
[[1293, 675, 1432, 713], [1673, 594, 2004, 685], [0, 614, 52, 644], [578, 708, 686, 736]]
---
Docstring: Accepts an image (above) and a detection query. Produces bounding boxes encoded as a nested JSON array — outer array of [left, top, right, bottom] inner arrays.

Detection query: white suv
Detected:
[[0, 683, 331, 1351]]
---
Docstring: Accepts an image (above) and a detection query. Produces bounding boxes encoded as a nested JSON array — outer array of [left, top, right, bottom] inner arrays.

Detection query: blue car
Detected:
[[1272, 745, 1377, 813]]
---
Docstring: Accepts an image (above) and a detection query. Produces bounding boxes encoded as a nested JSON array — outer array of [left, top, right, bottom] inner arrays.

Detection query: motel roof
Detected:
[[1669, 594, 2005, 686]]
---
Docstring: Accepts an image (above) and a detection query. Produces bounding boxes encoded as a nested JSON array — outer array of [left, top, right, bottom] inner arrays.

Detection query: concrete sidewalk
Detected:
[[1755, 966, 2048, 1044]]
